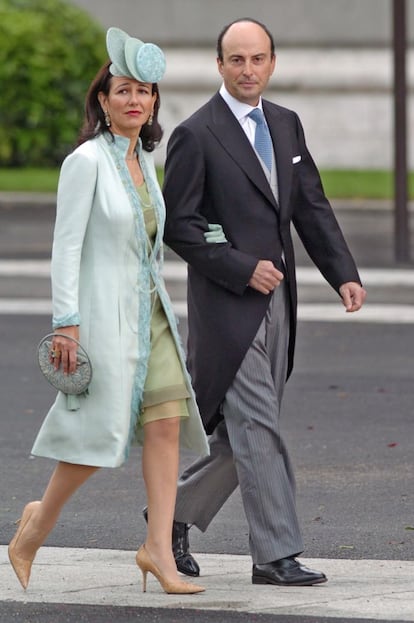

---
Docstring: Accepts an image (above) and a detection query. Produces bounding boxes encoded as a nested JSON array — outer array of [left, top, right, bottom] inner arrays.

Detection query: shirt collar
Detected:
[[219, 83, 263, 121]]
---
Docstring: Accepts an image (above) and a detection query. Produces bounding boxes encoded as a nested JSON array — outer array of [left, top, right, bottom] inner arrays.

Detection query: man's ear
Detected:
[[270, 54, 277, 76]]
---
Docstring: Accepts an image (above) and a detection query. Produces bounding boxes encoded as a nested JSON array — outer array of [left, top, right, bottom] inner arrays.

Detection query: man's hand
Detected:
[[249, 260, 284, 295], [339, 281, 367, 312]]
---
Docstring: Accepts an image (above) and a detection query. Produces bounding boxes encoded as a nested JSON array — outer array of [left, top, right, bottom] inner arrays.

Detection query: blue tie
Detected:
[[248, 108, 273, 173]]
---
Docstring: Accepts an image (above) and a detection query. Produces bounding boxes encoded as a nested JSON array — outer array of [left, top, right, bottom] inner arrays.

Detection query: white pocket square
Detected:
[[292, 155, 301, 164]]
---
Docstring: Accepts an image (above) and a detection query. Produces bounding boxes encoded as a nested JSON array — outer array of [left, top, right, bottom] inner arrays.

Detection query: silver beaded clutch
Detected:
[[37, 333, 93, 395]]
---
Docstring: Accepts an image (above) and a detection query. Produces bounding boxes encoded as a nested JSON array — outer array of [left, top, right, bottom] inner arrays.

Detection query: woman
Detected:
[[8, 27, 208, 595]]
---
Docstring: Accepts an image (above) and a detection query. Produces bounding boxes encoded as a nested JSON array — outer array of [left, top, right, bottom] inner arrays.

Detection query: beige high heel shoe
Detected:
[[136, 544, 205, 594], [8, 500, 42, 589]]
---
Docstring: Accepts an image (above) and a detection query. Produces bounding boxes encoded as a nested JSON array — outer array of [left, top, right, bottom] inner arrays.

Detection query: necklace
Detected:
[[137, 183, 152, 208], [105, 133, 163, 276], [125, 154, 137, 161]]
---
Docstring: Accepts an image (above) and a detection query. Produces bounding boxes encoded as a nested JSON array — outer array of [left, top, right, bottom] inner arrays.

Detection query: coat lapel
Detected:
[[262, 100, 293, 215], [206, 94, 278, 210]]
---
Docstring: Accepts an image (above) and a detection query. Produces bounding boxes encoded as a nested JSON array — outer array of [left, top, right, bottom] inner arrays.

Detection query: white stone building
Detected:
[[70, 0, 414, 169]]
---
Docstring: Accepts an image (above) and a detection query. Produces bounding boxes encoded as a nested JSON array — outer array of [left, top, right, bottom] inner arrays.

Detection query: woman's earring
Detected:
[[104, 110, 111, 127], [147, 112, 153, 127]]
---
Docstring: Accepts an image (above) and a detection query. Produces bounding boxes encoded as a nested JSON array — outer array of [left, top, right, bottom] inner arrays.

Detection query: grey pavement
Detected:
[[0, 547, 413, 621], [0, 194, 414, 622]]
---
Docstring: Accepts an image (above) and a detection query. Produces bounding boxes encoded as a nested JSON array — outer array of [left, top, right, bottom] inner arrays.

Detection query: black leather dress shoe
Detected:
[[142, 507, 200, 577], [172, 518, 200, 577], [252, 557, 327, 586]]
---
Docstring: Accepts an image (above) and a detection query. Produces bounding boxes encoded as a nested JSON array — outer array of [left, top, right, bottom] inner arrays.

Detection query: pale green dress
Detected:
[[138, 182, 190, 425]]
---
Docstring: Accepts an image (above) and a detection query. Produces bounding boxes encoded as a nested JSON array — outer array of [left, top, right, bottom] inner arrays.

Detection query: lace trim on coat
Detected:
[[104, 134, 165, 459]]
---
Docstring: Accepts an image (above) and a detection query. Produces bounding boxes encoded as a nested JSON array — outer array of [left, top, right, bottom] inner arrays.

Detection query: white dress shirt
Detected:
[[219, 84, 278, 201]]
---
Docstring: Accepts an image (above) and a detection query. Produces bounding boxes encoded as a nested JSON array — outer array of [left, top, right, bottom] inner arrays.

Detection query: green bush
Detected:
[[0, 0, 106, 166]]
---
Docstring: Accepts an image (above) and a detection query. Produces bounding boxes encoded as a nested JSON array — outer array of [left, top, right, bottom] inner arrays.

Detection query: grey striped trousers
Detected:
[[175, 280, 304, 564]]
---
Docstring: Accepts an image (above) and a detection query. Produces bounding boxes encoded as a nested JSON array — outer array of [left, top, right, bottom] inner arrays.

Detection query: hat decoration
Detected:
[[106, 27, 166, 83]]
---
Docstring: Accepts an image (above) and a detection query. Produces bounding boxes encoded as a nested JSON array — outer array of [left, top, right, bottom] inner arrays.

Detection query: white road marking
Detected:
[[1, 260, 413, 323], [0, 298, 414, 323], [1, 259, 414, 285]]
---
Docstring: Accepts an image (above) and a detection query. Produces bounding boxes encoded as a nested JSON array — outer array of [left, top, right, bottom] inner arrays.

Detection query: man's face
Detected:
[[217, 22, 276, 106]]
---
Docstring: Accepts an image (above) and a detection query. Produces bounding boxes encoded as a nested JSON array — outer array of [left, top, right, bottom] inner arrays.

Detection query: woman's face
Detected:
[[98, 76, 156, 137]]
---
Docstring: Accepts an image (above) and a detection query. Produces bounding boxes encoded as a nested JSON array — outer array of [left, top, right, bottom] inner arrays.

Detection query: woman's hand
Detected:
[[204, 223, 227, 243], [50, 326, 80, 375]]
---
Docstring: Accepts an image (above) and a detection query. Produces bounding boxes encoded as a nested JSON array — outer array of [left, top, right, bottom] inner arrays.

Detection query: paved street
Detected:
[[0, 195, 413, 622]]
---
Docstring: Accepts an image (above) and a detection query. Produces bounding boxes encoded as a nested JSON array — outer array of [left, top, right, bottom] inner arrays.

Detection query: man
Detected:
[[162, 18, 366, 586]]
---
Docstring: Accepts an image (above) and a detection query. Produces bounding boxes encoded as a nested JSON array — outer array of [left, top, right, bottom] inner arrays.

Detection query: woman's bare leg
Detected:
[[14, 462, 99, 559], [142, 410, 181, 582]]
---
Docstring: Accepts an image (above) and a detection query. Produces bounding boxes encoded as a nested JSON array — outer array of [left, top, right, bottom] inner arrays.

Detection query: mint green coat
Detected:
[[32, 133, 209, 467]]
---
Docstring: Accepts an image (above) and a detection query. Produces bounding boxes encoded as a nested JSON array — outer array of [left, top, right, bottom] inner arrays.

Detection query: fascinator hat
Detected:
[[106, 27, 166, 83]]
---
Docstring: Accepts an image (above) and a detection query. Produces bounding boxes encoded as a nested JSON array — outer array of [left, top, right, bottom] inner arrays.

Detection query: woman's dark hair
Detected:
[[77, 60, 163, 151], [216, 18, 275, 61]]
